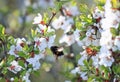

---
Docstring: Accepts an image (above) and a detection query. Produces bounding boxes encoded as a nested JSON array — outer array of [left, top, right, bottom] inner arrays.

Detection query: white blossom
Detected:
[[34, 37, 47, 51], [26, 54, 43, 70], [52, 16, 65, 30], [71, 67, 80, 74], [33, 13, 42, 24], [59, 33, 75, 46], [8, 45, 22, 57], [80, 72, 88, 80], [99, 56, 114, 67], [91, 55, 99, 68], [47, 35, 56, 48], [8, 60, 23, 74], [22, 72, 31, 82], [100, 30, 112, 46]]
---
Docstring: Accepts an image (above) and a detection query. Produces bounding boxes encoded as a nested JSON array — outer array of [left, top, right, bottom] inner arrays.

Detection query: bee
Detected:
[[50, 46, 64, 60]]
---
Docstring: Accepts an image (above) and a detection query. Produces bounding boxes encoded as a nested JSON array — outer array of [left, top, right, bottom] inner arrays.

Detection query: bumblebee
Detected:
[[50, 46, 64, 60]]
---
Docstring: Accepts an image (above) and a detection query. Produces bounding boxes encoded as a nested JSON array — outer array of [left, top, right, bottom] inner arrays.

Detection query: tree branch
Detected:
[[47, 12, 56, 27]]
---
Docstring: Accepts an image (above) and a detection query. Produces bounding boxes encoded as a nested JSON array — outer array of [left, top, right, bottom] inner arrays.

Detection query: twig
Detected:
[[46, 12, 56, 27]]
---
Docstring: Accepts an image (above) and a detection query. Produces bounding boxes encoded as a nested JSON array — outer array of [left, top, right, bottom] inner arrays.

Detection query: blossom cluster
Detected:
[[71, 0, 120, 81], [2, 12, 56, 82]]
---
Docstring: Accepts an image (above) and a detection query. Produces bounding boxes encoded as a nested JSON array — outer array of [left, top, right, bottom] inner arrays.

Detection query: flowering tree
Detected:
[[0, 0, 120, 82]]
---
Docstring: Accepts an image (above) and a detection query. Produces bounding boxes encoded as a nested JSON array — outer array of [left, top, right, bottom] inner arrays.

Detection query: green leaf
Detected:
[[75, 22, 83, 29], [20, 70, 26, 77], [112, 65, 120, 74], [110, 28, 118, 37], [34, 49, 39, 54], [75, 54, 81, 62], [7, 55, 15, 63], [79, 4, 90, 14], [18, 60, 25, 68], [89, 59, 93, 66], [80, 66, 88, 72], [2, 67, 7, 75], [99, 65, 111, 79], [14, 77, 19, 82], [27, 64, 32, 68], [17, 51, 27, 58], [88, 77, 94, 82], [111, 0, 120, 8], [43, 13, 49, 23], [79, 34, 86, 40], [31, 29, 37, 38], [95, 0, 106, 7], [0, 24, 5, 34], [33, 70, 40, 76], [7, 36, 15, 44], [26, 6, 34, 13], [45, 31, 55, 37], [27, 46, 33, 52], [83, 59, 89, 67], [0, 59, 5, 67]]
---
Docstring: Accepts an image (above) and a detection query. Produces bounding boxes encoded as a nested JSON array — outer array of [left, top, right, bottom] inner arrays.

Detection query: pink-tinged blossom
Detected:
[[98, 46, 114, 67], [63, 6, 79, 16], [8, 60, 23, 74], [33, 13, 43, 24], [36, 24, 47, 34], [34, 37, 47, 51], [82, 35, 99, 46], [8, 45, 22, 57], [15, 38, 26, 44]]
